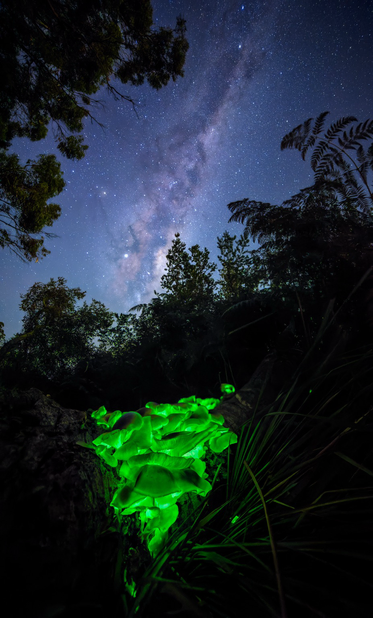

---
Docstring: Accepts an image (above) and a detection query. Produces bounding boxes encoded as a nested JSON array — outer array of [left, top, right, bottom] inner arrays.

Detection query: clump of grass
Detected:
[[126, 307, 373, 618]]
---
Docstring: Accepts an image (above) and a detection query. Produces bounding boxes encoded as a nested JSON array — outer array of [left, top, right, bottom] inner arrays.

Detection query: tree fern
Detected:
[[311, 110, 330, 137], [310, 139, 329, 170], [282, 112, 373, 210], [356, 145, 369, 183], [280, 117, 313, 152], [301, 111, 330, 160], [228, 200, 275, 236], [324, 115, 357, 140], [128, 303, 148, 313], [367, 143, 373, 170]]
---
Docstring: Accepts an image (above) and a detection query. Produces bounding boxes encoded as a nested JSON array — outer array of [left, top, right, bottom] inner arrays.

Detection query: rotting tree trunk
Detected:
[[0, 388, 127, 618], [218, 345, 301, 435], [218, 351, 280, 434]]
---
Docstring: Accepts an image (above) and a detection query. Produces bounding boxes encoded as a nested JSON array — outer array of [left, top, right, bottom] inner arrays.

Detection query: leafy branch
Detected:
[[281, 112, 373, 212]]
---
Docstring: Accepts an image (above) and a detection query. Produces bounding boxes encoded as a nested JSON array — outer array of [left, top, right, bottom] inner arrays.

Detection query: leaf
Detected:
[[312, 111, 330, 137], [356, 144, 367, 166], [244, 461, 287, 617], [193, 550, 238, 573], [301, 134, 315, 160], [366, 143, 373, 170], [310, 140, 329, 170], [281, 117, 313, 151], [128, 303, 148, 313], [301, 111, 330, 160], [335, 452, 373, 477], [76, 440, 95, 449], [325, 116, 357, 141]]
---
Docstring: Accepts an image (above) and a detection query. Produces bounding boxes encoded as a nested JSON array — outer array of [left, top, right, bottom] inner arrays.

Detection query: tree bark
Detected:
[[0, 388, 127, 618]]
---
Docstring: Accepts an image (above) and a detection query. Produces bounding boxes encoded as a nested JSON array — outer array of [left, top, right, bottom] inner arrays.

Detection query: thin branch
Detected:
[[0, 218, 22, 232], [106, 83, 139, 118]]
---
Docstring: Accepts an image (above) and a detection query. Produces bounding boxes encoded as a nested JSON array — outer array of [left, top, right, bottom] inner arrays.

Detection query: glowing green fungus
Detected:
[[90, 385, 237, 557]]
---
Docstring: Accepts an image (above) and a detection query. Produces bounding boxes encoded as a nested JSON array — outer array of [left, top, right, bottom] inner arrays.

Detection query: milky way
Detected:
[[106, 0, 280, 305], [1, 0, 373, 337]]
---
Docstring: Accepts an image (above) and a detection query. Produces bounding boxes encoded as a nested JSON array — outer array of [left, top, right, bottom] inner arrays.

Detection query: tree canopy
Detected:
[[0, 0, 188, 154], [280, 111, 373, 211], [0, 151, 65, 260], [160, 232, 217, 303], [0, 0, 188, 261], [228, 113, 373, 309], [3, 112, 373, 407], [2, 277, 114, 380]]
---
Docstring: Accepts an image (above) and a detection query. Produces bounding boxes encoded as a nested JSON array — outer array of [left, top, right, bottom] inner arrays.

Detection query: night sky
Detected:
[[1, 0, 373, 339]]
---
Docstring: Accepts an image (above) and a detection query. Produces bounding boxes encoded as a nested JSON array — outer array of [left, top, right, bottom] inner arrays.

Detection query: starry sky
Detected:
[[1, 0, 373, 339]]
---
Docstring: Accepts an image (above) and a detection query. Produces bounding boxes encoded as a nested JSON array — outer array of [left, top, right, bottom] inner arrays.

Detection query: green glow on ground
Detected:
[[90, 385, 237, 560]]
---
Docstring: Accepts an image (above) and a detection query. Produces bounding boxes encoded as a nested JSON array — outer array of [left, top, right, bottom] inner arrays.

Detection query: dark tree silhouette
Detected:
[[280, 111, 373, 211], [0, 0, 188, 261], [0, 152, 65, 260], [228, 114, 373, 331]]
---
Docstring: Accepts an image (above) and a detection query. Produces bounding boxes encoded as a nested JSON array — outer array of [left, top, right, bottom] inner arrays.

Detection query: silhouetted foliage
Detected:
[[159, 232, 217, 303], [0, 0, 188, 152], [2, 112, 373, 415], [0, 0, 188, 261], [0, 277, 114, 384], [216, 231, 255, 301], [281, 111, 373, 211], [228, 113, 373, 339], [0, 152, 64, 260]]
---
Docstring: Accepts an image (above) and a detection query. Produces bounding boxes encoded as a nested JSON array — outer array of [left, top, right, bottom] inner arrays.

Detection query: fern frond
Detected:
[[301, 112, 329, 161], [356, 145, 367, 166], [128, 303, 148, 313], [325, 116, 357, 141], [227, 200, 252, 226], [342, 169, 359, 191], [330, 175, 350, 200], [280, 117, 313, 151], [367, 143, 373, 170], [351, 119, 373, 141], [359, 161, 369, 184], [301, 112, 330, 160], [337, 120, 373, 149], [301, 135, 315, 160], [342, 139, 362, 151], [228, 200, 273, 225], [310, 140, 329, 170], [344, 184, 371, 213], [312, 111, 330, 137], [333, 154, 352, 175], [356, 119, 373, 134], [314, 152, 339, 181], [283, 184, 320, 209]]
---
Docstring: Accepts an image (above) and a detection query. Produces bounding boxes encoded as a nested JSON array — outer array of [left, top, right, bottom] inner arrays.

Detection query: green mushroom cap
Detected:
[[111, 412, 143, 431]]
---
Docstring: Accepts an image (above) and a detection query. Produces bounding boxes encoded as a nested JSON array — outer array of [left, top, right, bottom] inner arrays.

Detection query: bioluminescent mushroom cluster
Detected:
[[90, 384, 237, 556]]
